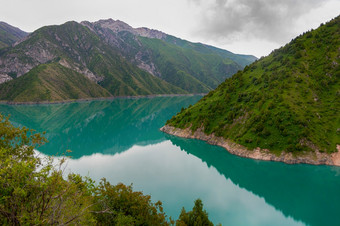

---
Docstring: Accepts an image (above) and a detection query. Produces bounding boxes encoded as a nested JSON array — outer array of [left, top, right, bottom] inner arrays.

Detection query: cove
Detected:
[[1, 96, 339, 226]]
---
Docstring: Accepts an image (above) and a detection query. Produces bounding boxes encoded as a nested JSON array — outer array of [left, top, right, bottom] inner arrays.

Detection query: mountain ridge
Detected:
[[0, 19, 256, 102]]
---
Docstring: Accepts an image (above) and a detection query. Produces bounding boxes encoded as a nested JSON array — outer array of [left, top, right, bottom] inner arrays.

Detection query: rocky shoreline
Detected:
[[160, 125, 340, 166]]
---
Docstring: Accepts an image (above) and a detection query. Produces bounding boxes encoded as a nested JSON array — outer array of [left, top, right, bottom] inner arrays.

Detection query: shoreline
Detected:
[[160, 125, 340, 166], [0, 93, 206, 106]]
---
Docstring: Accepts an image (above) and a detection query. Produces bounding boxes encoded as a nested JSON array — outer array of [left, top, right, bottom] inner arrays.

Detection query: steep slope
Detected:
[[0, 62, 111, 102], [0, 22, 28, 49], [163, 35, 257, 67], [82, 19, 256, 92], [163, 16, 340, 163], [0, 21, 185, 99]]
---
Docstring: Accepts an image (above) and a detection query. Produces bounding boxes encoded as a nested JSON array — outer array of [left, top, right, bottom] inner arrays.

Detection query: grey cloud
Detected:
[[189, 0, 325, 44]]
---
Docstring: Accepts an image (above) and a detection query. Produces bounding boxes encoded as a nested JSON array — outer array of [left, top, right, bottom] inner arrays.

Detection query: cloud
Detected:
[[188, 0, 327, 44]]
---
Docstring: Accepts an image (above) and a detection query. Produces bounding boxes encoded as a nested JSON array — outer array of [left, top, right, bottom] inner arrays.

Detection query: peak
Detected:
[[135, 27, 167, 40], [93, 18, 135, 34]]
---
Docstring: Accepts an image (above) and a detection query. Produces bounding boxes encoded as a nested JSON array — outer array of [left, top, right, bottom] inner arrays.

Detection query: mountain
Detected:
[[0, 21, 185, 101], [0, 22, 28, 49], [162, 16, 340, 163], [0, 19, 256, 102], [82, 19, 256, 93]]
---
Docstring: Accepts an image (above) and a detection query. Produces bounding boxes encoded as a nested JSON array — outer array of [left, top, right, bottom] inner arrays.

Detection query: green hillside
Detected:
[[0, 62, 111, 102], [0, 22, 28, 49], [164, 35, 257, 67], [166, 16, 340, 154], [139, 36, 241, 93]]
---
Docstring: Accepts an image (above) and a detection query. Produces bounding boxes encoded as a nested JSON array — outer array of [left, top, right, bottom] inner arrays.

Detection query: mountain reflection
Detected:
[[0, 96, 202, 158], [168, 135, 340, 226]]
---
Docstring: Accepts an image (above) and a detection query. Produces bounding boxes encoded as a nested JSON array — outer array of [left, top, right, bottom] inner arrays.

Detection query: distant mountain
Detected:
[[163, 16, 340, 162], [0, 22, 28, 49], [0, 21, 185, 100], [82, 19, 256, 93], [0, 19, 256, 102]]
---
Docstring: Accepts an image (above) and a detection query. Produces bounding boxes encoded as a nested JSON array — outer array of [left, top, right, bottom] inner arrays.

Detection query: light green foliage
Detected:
[[176, 199, 214, 226], [167, 16, 340, 153], [0, 115, 95, 224]]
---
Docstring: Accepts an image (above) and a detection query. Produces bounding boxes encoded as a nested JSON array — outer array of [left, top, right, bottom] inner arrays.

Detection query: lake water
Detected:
[[1, 96, 339, 226]]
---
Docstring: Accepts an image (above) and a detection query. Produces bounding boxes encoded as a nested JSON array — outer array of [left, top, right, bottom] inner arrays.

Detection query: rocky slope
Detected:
[[163, 16, 340, 164], [0, 21, 185, 101], [82, 19, 256, 92], [0, 21, 28, 49]]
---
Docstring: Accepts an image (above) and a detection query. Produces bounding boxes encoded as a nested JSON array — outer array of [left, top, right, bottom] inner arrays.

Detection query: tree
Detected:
[[0, 114, 95, 225], [93, 179, 173, 225], [176, 199, 214, 226]]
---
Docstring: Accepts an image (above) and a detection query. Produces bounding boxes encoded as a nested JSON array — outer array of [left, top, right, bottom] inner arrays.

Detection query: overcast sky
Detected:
[[1, 0, 339, 57]]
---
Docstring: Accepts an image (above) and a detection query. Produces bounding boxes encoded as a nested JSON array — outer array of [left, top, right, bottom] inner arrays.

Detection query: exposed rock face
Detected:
[[58, 59, 103, 83], [94, 19, 136, 34], [0, 40, 57, 80], [160, 125, 340, 166], [0, 74, 12, 83], [81, 19, 164, 78], [135, 27, 167, 40]]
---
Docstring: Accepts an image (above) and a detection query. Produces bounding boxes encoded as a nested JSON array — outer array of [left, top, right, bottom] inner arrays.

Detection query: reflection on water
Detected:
[[0, 96, 201, 157], [1, 96, 339, 226]]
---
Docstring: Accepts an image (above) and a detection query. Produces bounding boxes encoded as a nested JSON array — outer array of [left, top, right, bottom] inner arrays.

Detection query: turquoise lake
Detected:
[[1, 96, 339, 226]]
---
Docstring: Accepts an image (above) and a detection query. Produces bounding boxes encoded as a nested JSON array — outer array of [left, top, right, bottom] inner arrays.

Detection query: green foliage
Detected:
[[167, 16, 340, 154], [176, 199, 214, 226]]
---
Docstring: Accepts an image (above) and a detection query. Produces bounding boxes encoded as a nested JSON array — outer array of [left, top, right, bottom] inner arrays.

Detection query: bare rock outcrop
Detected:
[[0, 74, 12, 84]]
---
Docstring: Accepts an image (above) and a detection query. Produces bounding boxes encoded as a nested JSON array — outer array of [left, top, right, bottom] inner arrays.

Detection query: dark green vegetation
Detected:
[[177, 199, 214, 226], [0, 62, 111, 102], [167, 16, 340, 154], [0, 114, 213, 225], [0, 22, 28, 49], [0, 19, 256, 102]]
